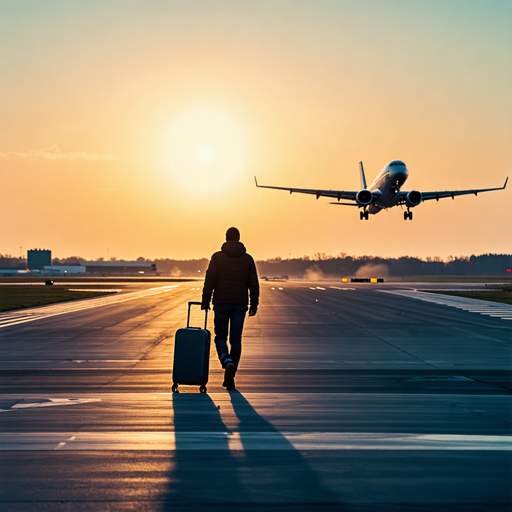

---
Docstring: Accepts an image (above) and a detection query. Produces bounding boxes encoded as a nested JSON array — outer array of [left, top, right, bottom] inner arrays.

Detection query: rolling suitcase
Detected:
[[171, 301, 210, 393]]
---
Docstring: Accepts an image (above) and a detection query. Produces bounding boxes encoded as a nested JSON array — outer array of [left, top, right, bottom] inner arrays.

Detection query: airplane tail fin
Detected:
[[359, 162, 367, 190]]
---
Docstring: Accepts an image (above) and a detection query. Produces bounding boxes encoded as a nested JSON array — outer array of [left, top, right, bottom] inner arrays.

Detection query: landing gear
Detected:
[[404, 210, 413, 220], [199, 385, 207, 394], [360, 210, 369, 221]]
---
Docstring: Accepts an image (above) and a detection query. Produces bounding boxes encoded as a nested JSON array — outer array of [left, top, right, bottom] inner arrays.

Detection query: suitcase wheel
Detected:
[[199, 385, 207, 394], [172, 383, 179, 393]]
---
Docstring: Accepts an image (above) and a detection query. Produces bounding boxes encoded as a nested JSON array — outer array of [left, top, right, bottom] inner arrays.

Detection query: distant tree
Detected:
[[53, 256, 83, 265]]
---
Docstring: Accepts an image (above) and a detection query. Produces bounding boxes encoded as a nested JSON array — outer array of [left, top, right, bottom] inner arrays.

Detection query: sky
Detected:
[[1, 0, 511, 261]]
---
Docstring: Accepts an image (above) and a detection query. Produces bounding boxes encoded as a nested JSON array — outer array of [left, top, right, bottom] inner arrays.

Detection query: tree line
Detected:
[[1, 253, 510, 277]]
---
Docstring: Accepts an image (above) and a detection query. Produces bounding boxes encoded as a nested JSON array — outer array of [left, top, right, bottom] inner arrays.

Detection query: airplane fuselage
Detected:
[[368, 161, 409, 214]]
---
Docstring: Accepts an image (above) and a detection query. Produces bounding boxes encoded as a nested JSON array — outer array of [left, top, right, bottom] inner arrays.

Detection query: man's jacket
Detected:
[[202, 241, 259, 308]]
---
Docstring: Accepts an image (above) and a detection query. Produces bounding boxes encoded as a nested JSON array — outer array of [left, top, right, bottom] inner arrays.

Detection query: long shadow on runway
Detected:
[[227, 390, 340, 507], [165, 391, 340, 511]]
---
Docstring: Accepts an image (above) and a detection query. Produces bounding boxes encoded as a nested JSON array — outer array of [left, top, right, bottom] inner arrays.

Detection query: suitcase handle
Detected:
[[187, 301, 208, 330]]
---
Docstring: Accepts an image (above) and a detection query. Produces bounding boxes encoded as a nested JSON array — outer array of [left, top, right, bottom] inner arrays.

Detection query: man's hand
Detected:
[[201, 303, 210, 311], [248, 306, 257, 317]]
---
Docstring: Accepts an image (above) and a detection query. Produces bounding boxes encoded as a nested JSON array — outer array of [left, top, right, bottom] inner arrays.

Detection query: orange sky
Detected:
[[1, 1, 511, 261]]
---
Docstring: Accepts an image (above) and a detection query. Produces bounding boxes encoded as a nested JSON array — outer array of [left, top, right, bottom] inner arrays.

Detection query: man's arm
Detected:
[[248, 256, 259, 316], [201, 255, 217, 310]]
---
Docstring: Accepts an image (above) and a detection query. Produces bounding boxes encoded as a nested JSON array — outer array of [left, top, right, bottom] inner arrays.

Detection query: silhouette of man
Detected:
[[201, 227, 259, 390]]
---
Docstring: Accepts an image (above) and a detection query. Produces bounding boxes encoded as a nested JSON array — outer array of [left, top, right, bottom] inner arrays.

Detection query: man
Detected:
[[201, 227, 259, 390]]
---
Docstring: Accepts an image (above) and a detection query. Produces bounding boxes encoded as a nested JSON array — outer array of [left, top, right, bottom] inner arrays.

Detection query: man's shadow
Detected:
[[226, 390, 340, 507], [163, 390, 340, 511]]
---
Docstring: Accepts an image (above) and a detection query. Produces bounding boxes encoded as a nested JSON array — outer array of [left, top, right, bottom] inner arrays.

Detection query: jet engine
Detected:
[[356, 189, 373, 207], [405, 190, 422, 207]]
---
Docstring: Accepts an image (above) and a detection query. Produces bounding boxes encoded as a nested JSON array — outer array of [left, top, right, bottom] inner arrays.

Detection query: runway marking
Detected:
[[0, 398, 101, 412], [0, 360, 141, 363], [0, 432, 510, 451], [54, 435, 76, 450], [67, 288, 122, 292], [316, 287, 326, 290], [379, 290, 512, 321], [330, 287, 356, 291], [0, 285, 180, 329]]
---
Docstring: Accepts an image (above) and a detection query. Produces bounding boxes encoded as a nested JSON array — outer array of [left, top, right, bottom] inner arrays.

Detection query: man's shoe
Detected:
[[226, 379, 236, 391], [222, 362, 235, 387]]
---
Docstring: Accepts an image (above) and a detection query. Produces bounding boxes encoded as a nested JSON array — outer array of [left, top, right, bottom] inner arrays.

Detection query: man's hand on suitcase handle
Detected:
[[201, 303, 210, 311]]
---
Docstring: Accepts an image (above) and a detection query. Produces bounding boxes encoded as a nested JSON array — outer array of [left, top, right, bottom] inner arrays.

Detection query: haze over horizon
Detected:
[[1, 0, 511, 261]]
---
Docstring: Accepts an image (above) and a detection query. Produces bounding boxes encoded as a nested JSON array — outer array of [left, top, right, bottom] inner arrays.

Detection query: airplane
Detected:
[[255, 161, 508, 220]]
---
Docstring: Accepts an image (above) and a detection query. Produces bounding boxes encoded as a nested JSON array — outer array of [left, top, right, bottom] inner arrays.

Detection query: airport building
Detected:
[[27, 249, 51, 271], [43, 265, 86, 275], [79, 261, 156, 275]]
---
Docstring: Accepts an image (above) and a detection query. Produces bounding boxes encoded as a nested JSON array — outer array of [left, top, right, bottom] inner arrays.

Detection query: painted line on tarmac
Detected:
[[0, 398, 101, 412], [0, 285, 180, 329], [379, 290, 512, 321], [0, 432, 510, 451]]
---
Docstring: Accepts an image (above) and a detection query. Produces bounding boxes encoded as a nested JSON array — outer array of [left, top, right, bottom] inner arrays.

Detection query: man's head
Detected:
[[226, 227, 240, 242]]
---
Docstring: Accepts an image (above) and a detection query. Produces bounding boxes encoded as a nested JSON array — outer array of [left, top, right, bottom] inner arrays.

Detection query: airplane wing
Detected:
[[254, 177, 358, 201], [402, 178, 508, 203]]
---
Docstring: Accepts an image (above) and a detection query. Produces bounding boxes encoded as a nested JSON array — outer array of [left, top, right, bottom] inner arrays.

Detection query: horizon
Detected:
[[2, 251, 511, 264], [1, 1, 511, 260]]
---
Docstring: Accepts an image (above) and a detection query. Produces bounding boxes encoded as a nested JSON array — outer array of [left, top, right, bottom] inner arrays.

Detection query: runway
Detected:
[[0, 281, 511, 511]]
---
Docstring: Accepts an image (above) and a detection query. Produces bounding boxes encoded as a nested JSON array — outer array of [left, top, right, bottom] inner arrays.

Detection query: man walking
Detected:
[[201, 227, 259, 390]]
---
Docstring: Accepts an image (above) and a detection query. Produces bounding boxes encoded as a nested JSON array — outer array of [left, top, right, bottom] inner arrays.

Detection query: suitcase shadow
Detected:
[[166, 392, 244, 508]]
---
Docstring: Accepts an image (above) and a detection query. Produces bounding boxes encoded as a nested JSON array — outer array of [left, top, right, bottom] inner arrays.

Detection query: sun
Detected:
[[164, 109, 246, 192], [195, 146, 214, 164]]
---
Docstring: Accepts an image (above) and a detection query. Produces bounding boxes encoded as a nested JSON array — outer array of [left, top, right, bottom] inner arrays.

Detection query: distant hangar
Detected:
[[78, 261, 156, 275]]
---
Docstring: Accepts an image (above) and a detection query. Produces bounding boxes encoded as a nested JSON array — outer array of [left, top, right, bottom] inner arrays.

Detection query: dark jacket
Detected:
[[202, 241, 259, 308]]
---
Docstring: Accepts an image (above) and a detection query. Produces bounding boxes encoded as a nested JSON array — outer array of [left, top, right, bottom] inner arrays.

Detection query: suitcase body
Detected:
[[172, 302, 210, 393]]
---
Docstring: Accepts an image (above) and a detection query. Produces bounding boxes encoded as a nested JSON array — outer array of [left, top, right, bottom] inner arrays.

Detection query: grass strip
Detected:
[[0, 287, 116, 312], [423, 290, 512, 306]]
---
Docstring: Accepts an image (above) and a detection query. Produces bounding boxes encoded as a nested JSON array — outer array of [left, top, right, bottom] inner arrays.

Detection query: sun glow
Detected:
[[164, 109, 246, 192], [195, 146, 214, 164]]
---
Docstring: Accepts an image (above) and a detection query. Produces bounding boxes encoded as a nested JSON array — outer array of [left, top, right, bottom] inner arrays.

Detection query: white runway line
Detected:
[[0, 432, 510, 451], [379, 290, 512, 321], [329, 287, 356, 291], [0, 285, 180, 329], [0, 398, 101, 412]]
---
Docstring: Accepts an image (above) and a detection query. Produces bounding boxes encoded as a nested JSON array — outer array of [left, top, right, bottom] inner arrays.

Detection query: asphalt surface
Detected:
[[0, 281, 511, 511]]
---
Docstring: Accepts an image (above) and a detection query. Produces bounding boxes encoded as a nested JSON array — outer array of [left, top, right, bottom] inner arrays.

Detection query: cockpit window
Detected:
[[390, 161, 405, 167]]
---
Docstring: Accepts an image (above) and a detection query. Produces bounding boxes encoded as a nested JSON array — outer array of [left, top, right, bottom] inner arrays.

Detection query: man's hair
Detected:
[[226, 227, 240, 241]]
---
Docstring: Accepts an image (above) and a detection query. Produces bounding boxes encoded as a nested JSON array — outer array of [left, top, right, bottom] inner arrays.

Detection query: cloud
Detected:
[[4, 145, 119, 161]]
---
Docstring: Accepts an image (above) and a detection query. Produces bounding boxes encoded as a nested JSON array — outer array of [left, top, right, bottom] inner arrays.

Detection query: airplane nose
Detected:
[[391, 168, 408, 185]]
